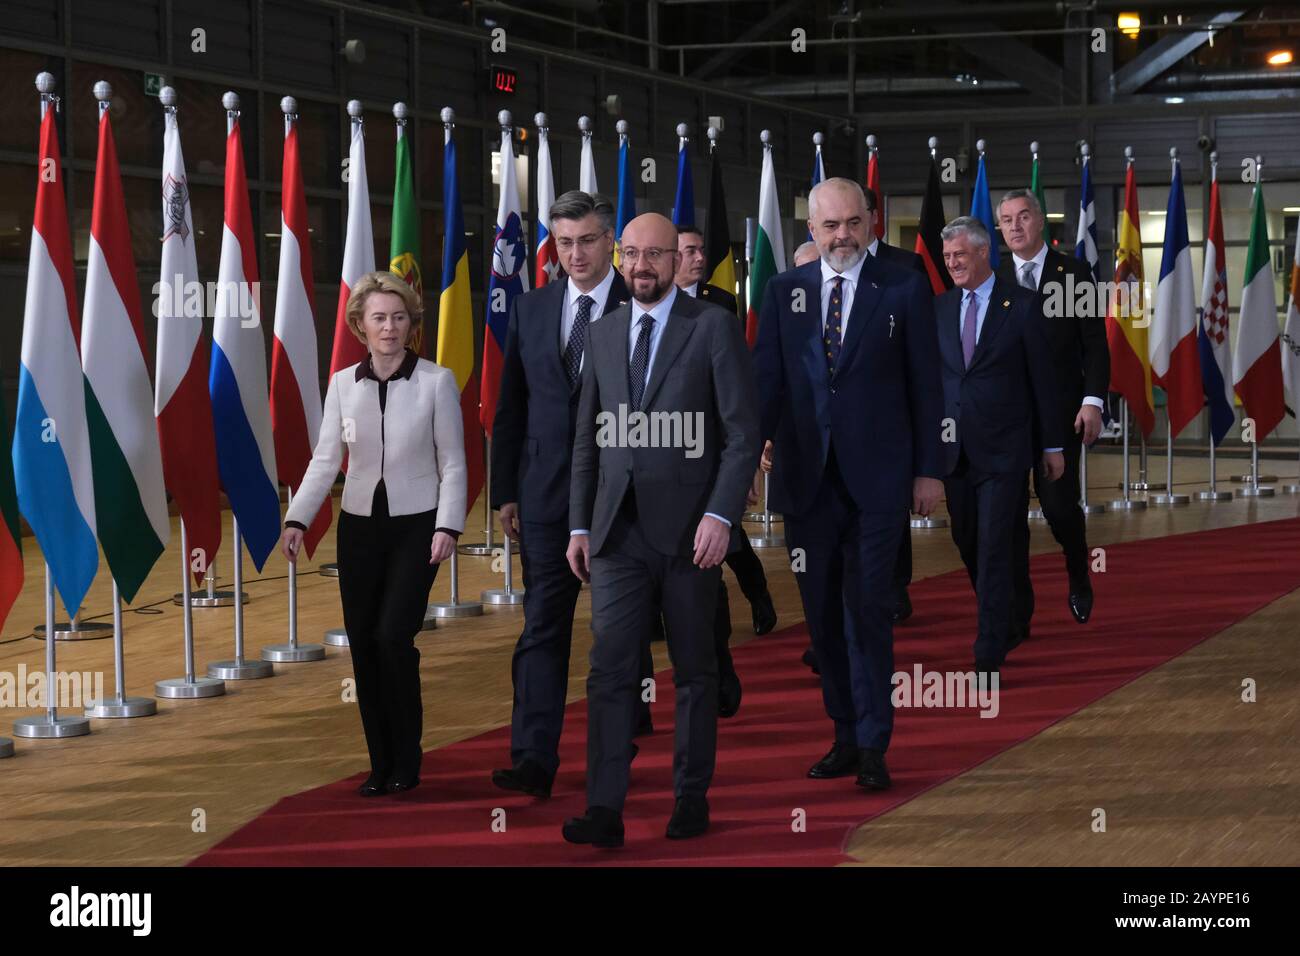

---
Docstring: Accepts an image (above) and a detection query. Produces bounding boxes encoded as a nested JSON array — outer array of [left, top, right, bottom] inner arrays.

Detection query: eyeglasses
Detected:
[[620, 247, 672, 264], [555, 233, 609, 252]]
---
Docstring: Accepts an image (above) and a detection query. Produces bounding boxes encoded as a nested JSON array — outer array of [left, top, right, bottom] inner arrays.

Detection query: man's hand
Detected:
[[760, 439, 774, 475], [279, 527, 304, 564], [1041, 450, 1065, 482], [429, 531, 455, 564], [692, 515, 730, 569], [911, 477, 944, 517], [1075, 404, 1103, 445], [567, 533, 591, 583], [498, 502, 520, 543]]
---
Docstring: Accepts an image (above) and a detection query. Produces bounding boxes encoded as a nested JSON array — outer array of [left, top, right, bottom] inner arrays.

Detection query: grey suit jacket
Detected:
[[569, 290, 760, 558]]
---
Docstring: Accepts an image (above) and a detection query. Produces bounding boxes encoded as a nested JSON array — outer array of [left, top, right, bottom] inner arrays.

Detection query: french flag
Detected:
[[1151, 153, 1203, 438], [1198, 168, 1235, 446], [533, 114, 558, 287], [209, 93, 280, 571]]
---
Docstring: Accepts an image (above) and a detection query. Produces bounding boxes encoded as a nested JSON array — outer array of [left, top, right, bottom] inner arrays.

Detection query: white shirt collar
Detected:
[[820, 252, 869, 288], [680, 281, 699, 298], [1011, 242, 1049, 276], [866, 237, 880, 258], [567, 265, 616, 314], [632, 284, 678, 325], [963, 271, 997, 304]]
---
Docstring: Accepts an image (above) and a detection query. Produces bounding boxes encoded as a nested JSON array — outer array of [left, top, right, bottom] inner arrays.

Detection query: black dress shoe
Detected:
[[491, 758, 553, 798], [665, 795, 709, 839], [801, 647, 820, 675], [974, 660, 1001, 692], [718, 671, 743, 718], [357, 775, 388, 797], [751, 591, 777, 635], [892, 590, 913, 624], [386, 775, 420, 794], [562, 806, 624, 848], [1068, 588, 1094, 624], [807, 742, 861, 779], [855, 749, 891, 791]]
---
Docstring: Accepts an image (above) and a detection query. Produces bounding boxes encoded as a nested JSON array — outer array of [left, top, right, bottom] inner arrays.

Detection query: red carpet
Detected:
[[193, 516, 1300, 866]]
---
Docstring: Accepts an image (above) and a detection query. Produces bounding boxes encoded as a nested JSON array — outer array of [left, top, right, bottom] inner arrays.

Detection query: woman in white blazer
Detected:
[[279, 271, 467, 797]]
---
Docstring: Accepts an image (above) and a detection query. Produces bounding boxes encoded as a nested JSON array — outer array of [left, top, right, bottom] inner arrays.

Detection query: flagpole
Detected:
[[728, 122, 762, 525], [1237, 155, 1277, 499], [263, 486, 328, 660], [157, 518, 226, 698], [1074, 148, 1102, 509], [1110, 398, 1146, 510], [208, 516, 274, 678], [84, 578, 157, 718], [1153, 149, 1191, 507]]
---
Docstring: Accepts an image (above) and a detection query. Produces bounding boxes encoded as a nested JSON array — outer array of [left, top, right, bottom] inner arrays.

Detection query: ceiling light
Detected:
[[1118, 12, 1141, 39], [1267, 50, 1293, 66], [1165, 96, 1185, 104]]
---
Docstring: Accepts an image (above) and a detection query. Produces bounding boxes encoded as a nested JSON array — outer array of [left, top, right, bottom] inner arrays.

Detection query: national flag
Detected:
[[705, 143, 736, 308], [331, 108, 374, 377], [15, 101, 99, 616], [914, 156, 952, 295], [534, 118, 558, 287], [614, 127, 636, 267], [1075, 150, 1099, 279], [1107, 160, 1155, 437], [389, 111, 424, 356], [156, 98, 222, 587], [671, 130, 694, 227], [579, 121, 598, 194], [865, 140, 884, 241], [480, 124, 529, 436], [969, 148, 999, 269], [747, 135, 786, 347], [438, 126, 485, 509], [209, 98, 280, 571], [1150, 156, 1202, 437], [806, 135, 824, 241], [1232, 181, 1285, 439], [1198, 167, 1235, 446], [270, 104, 330, 559], [1282, 216, 1300, 413], [1030, 147, 1048, 218], [0, 379, 20, 631], [81, 93, 169, 603]]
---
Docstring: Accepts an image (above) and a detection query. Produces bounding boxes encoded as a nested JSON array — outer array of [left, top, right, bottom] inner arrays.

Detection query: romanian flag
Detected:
[[1107, 160, 1155, 437]]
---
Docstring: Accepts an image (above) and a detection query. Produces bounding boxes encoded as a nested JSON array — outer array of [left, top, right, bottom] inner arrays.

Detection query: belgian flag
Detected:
[[705, 149, 737, 313]]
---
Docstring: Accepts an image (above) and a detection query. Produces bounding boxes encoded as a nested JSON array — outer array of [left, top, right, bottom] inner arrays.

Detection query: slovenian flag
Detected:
[[534, 117, 558, 287], [672, 129, 695, 228], [14, 99, 99, 616], [1232, 180, 1285, 440], [480, 122, 528, 437], [1198, 166, 1235, 446], [969, 148, 999, 269], [1150, 155, 1202, 438], [209, 96, 280, 571], [747, 134, 786, 347]]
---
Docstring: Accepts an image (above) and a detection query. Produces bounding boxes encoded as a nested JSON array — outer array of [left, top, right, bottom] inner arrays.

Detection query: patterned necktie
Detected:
[[824, 275, 844, 376], [563, 294, 594, 388], [1019, 261, 1037, 290], [629, 313, 654, 410], [961, 291, 979, 369]]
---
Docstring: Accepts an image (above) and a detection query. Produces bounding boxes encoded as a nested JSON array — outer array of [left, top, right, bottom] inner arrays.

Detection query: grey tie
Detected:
[[629, 313, 654, 410], [1019, 261, 1037, 290]]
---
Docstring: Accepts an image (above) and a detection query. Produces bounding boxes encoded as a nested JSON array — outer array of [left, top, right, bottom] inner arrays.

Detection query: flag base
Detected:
[[909, 517, 948, 530], [748, 530, 787, 547], [85, 695, 157, 719], [1150, 493, 1190, 506], [1236, 486, 1275, 498], [1028, 508, 1045, 520], [1109, 497, 1148, 510], [319, 563, 340, 578], [1196, 490, 1234, 501], [323, 628, 349, 647], [33, 621, 113, 642], [155, 676, 226, 699], [1081, 503, 1107, 515], [12, 715, 90, 738], [261, 642, 328, 662], [481, 588, 524, 605], [173, 590, 247, 608], [427, 600, 483, 618], [207, 658, 274, 680], [457, 541, 496, 556]]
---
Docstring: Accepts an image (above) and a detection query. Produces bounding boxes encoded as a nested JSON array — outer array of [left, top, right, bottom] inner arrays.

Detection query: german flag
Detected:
[[914, 157, 953, 295]]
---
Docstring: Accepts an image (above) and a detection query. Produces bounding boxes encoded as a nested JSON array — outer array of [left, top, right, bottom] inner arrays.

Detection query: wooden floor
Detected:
[[0, 450, 1297, 866]]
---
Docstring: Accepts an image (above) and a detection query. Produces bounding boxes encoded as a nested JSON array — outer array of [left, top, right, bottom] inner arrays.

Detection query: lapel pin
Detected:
[[1002, 299, 1011, 307], [1056, 265, 1064, 272], [889, 314, 896, 338]]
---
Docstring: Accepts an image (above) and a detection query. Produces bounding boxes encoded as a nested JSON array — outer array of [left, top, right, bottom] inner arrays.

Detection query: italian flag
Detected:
[[1232, 181, 1285, 439], [746, 139, 785, 346]]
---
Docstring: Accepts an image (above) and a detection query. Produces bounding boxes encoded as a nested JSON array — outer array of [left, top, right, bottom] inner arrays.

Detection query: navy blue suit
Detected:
[[935, 277, 1063, 666], [754, 256, 945, 752]]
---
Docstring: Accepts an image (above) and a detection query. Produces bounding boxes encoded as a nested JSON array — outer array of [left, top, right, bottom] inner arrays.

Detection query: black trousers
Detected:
[[1033, 428, 1090, 587], [337, 505, 441, 781], [723, 534, 768, 606]]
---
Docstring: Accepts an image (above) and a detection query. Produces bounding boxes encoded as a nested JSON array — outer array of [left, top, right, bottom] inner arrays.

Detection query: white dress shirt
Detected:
[[1012, 243, 1103, 411], [820, 253, 870, 339], [680, 281, 699, 297], [559, 265, 617, 371]]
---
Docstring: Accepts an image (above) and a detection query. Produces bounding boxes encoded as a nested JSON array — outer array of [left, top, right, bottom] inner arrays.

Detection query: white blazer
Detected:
[[285, 356, 468, 532]]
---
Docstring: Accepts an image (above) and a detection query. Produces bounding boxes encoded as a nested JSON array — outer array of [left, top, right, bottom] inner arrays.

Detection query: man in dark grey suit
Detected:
[[564, 213, 760, 847]]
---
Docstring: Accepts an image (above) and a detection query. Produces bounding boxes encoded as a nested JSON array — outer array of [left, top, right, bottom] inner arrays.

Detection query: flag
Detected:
[[209, 102, 280, 571], [331, 112, 373, 377], [1282, 218, 1300, 413], [865, 144, 884, 241], [0, 381, 20, 631], [1150, 157, 1202, 437], [82, 97, 169, 603], [156, 102, 222, 587], [390, 115, 424, 355], [672, 134, 694, 227], [806, 138, 824, 241], [1107, 160, 1155, 437], [705, 146, 736, 307], [580, 125, 598, 194], [480, 125, 528, 436], [438, 128, 485, 509], [969, 150, 999, 269], [1030, 150, 1048, 218], [914, 157, 952, 295], [270, 107, 330, 559], [1075, 152, 1099, 279], [746, 138, 786, 346], [614, 131, 636, 267], [1199, 168, 1235, 446], [1232, 181, 1285, 439], [534, 121, 558, 286]]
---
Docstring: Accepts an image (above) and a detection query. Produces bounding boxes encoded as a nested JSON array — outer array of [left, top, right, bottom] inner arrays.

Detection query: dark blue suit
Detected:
[[754, 256, 944, 752], [936, 277, 1063, 666]]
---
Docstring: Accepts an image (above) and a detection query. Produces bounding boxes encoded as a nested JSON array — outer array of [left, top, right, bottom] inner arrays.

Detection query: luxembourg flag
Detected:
[[82, 90, 169, 603], [480, 119, 528, 437], [209, 95, 280, 571], [331, 104, 374, 377], [14, 96, 98, 616], [1232, 179, 1285, 440], [1150, 155, 1202, 438], [672, 126, 695, 228], [1198, 166, 1235, 446], [533, 115, 559, 287], [270, 102, 330, 559], [747, 134, 786, 347]]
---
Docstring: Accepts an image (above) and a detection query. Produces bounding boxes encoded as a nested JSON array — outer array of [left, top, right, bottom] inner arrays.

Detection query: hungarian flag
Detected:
[[614, 130, 636, 267], [479, 124, 528, 437], [805, 136, 824, 241], [390, 113, 423, 355], [82, 95, 169, 603], [1030, 149, 1048, 218], [15, 97, 99, 616], [746, 136, 786, 346], [331, 109, 373, 377], [1151, 157, 1202, 437], [156, 99, 221, 586], [865, 142, 884, 241], [209, 99, 280, 571], [705, 145, 736, 310], [1232, 181, 1284, 440], [1107, 160, 1154, 437], [1282, 215, 1300, 414], [671, 130, 694, 227], [438, 127, 485, 508], [270, 106, 330, 559], [969, 149, 999, 269], [914, 157, 952, 295], [0, 375, 22, 631], [580, 122, 598, 195], [534, 120, 558, 286], [1198, 168, 1236, 446]]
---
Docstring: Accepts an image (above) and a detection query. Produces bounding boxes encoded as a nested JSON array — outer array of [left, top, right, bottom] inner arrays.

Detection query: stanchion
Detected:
[[429, 549, 484, 618], [13, 566, 91, 738], [1151, 416, 1189, 506], [263, 488, 327, 661], [1235, 440, 1274, 498], [1282, 440, 1299, 494], [1197, 431, 1234, 501], [748, 472, 787, 545], [459, 437, 495, 556], [84, 580, 157, 718], [481, 532, 524, 605], [172, 554, 246, 607], [157, 521, 226, 699], [1125, 430, 1165, 491], [207, 517, 274, 679], [1110, 399, 1147, 510]]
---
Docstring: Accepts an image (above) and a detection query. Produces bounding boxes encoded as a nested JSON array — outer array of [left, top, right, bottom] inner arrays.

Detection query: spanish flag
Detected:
[[1107, 160, 1155, 436]]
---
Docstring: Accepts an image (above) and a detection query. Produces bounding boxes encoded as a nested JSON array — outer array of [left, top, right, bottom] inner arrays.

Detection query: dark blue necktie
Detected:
[[563, 294, 593, 388], [629, 313, 654, 410], [824, 275, 844, 375]]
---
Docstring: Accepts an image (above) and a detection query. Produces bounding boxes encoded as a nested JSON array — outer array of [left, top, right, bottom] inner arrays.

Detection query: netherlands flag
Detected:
[[480, 118, 528, 436], [533, 115, 558, 287]]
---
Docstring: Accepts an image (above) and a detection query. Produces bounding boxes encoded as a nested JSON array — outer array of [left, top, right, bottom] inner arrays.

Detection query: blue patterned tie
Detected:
[[629, 313, 654, 410], [824, 275, 844, 376], [563, 294, 593, 388]]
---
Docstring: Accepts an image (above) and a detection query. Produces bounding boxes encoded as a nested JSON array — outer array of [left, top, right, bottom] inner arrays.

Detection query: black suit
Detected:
[[996, 247, 1109, 618], [936, 277, 1063, 665], [696, 281, 738, 317]]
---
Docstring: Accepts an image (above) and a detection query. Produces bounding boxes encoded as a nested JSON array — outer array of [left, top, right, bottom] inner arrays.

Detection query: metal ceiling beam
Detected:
[[690, 0, 803, 80], [1110, 10, 1246, 96]]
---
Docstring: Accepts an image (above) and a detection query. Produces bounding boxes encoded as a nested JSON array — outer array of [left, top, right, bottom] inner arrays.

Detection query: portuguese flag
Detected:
[[390, 118, 424, 355], [0, 378, 21, 632], [746, 140, 786, 346]]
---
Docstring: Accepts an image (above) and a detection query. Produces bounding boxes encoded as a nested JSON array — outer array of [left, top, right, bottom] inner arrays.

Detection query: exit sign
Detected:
[[144, 72, 165, 96]]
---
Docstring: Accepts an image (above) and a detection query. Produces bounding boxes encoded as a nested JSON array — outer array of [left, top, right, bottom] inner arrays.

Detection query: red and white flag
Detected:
[[534, 116, 559, 287], [330, 103, 374, 377]]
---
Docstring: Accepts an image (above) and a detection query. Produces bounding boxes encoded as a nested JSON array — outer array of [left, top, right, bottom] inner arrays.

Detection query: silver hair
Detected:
[[996, 188, 1044, 221], [549, 189, 615, 234], [940, 216, 991, 248], [793, 241, 820, 266], [808, 177, 868, 221]]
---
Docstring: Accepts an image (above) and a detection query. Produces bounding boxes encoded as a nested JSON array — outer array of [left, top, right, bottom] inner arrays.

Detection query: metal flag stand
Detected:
[[1080, 444, 1106, 515], [458, 438, 495, 555], [156, 519, 226, 699], [206, 517, 274, 679], [13, 566, 90, 739], [1283, 438, 1300, 494], [748, 472, 786, 548], [1110, 399, 1147, 511], [1197, 413, 1234, 501], [1236, 438, 1275, 498], [262, 487, 327, 661], [910, 136, 949, 531], [482, 532, 525, 605], [84, 580, 157, 718]]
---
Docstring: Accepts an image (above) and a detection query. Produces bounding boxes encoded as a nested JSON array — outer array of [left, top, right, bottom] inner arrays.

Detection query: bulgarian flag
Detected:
[[82, 89, 169, 603], [390, 108, 423, 355], [1106, 160, 1155, 437], [1232, 180, 1285, 439], [746, 133, 785, 347], [0, 377, 21, 632]]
